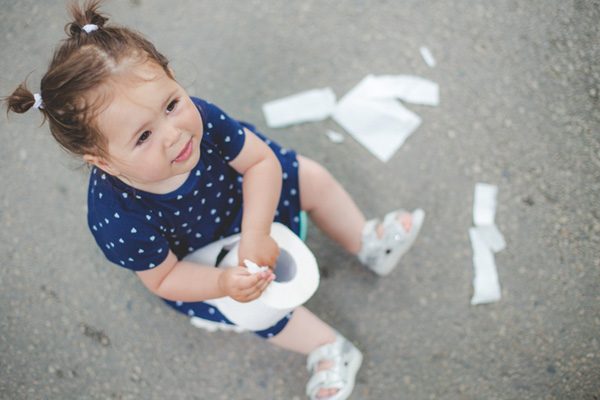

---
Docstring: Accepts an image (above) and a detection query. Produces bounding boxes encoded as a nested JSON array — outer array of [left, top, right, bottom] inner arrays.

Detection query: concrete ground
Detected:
[[1, 1, 599, 399]]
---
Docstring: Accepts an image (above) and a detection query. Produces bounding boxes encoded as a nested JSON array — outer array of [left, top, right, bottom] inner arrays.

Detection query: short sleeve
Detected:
[[88, 204, 170, 271], [193, 97, 246, 162]]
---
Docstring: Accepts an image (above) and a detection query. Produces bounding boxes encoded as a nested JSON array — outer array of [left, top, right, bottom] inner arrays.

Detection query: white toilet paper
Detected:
[[183, 223, 320, 331], [469, 227, 501, 305], [473, 183, 498, 226], [262, 88, 336, 128], [243, 259, 270, 274]]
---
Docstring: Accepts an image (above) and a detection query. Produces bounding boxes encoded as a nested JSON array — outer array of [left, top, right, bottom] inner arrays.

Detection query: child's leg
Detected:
[[267, 306, 335, 354], [268, 307, 342, 399], [296, 155, 365, 254], [297, 155, 413, 255], [287, 156, 419, 398]]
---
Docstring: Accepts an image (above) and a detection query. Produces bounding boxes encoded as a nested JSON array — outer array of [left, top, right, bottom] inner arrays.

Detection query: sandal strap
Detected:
[[357, 218, 380, 265], [305, 334, 363, 400], [382, 209, 409, 238], [362, 218, 380, 237], [306, 370, 345, 399], [307, 340, 342, 371]]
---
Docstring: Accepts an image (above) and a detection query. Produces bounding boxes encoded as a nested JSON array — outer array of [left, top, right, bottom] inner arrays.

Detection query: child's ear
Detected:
[[83, 153, 120, 176]]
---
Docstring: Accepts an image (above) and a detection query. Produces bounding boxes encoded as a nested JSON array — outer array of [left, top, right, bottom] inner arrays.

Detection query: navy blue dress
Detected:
[[87, 97, 301, 337]]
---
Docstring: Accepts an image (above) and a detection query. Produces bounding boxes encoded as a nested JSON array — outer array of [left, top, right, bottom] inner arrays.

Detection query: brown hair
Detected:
[[4, 0, 172, 157]]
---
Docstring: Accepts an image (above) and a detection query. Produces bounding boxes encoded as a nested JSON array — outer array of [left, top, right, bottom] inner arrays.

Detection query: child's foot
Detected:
[[313, 359, 338, 398], [306, 334, 363, 400], [358, 208, 425, 276], [376, 211, 412, 238]]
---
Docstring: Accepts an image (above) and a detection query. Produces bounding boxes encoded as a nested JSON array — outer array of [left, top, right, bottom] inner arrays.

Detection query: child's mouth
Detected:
[[173, 139, 193, 163]]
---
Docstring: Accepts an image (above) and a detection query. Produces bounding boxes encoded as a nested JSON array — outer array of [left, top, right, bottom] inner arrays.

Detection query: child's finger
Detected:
[[238, 272, 273, 297], [237, 286, 262, 302], [234, 270, 268, 291], [235, 273, 261, 290], [254, 272, 275, 293], [256, 271, 276, 291], [243, 281, 270, 301]]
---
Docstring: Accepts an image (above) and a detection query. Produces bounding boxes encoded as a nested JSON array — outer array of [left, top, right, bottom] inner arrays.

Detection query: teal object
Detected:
[[299, 211, 308, 241]]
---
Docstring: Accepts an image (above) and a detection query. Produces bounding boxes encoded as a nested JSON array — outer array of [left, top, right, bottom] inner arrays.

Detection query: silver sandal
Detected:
[[305, 333, 363, 400], [358, 208, 425, 276]]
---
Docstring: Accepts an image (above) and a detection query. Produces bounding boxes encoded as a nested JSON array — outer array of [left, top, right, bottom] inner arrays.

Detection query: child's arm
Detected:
[[229, 128, 283, 268], [136, 250, 274, 302]]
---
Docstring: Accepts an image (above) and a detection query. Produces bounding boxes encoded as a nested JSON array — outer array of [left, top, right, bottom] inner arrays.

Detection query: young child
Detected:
[[5, 2, 424, 399]]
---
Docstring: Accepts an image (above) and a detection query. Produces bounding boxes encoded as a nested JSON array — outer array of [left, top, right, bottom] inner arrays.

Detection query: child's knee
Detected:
[[299, 155, 333, 187]]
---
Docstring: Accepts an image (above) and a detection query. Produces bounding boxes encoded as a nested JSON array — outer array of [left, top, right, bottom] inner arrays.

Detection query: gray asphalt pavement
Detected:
[[1, 1, 599, 399]]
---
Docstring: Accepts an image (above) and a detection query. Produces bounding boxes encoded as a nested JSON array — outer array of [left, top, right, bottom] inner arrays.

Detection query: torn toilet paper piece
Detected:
[[262, 87, 336, 128], [472, 224, 506, 253], [333, 96, 421, 162], [473, 183, 498, 226], [347, 74, 440, 106], [469, 183, 505, 304], [419, 46, 436, 67], [469, 228, 501, 305], [243, 259, 269, 274], [332, 74, 438, 162], [325, 130, 345, 143]]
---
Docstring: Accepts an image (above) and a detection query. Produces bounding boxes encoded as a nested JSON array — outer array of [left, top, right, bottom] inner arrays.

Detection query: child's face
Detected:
[[85, 61, 203, 194]]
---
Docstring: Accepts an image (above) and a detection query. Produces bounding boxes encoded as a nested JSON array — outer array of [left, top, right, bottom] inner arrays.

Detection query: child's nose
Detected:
[[163, 124, 181, 147]]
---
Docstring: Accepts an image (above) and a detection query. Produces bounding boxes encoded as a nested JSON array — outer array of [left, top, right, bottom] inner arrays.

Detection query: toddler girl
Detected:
[[5, 2, 424, 399]]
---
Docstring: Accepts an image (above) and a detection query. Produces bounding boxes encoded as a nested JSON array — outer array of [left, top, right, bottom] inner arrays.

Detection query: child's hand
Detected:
[[217, 266, 275, 303], [238, 231, 280, 271]]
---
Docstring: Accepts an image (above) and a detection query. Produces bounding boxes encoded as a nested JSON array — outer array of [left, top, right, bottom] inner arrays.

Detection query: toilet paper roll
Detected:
[[183, 222, 320, 331]]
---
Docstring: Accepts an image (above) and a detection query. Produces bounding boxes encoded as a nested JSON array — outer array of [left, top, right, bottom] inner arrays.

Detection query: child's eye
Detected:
[[166, 99, 179, 114], [136, 130, 152, 145]]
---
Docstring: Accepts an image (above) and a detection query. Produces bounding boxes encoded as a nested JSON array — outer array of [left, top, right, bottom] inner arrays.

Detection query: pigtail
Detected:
[[65, 0, 108, 39], [5, 0, 174, 157], [4, 81, 43, 115]]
